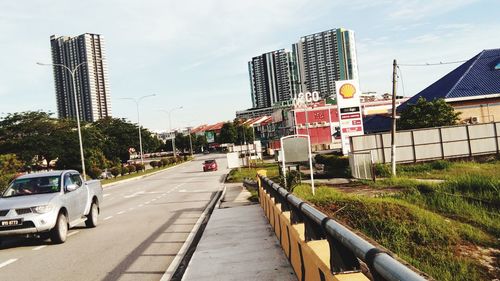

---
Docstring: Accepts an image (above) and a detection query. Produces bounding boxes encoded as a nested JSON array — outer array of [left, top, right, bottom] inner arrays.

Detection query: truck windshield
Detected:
[[2, 176, 61, 197]]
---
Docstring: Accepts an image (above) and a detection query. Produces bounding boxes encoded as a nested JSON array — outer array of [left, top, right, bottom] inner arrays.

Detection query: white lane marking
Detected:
[[68, 231, 79, 237], [32, 246, 47, 251], [103, 194, 111, 197], [124, 191, 145, 198], [0, 259, 18, 269], [145, 201, 151, 204], [128, 208, 135, 211], [138, 204, 144, 207], [152, 199, 157, 201], [104, 216, 113, 221], [117, 211, 125, 215]]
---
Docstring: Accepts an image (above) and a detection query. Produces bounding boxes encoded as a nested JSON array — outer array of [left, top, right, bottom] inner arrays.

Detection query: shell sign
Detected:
[[339, 83, 356, 99]]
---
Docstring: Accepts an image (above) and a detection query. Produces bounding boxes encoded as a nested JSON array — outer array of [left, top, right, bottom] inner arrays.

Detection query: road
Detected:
[[0, 154, 227, 281]]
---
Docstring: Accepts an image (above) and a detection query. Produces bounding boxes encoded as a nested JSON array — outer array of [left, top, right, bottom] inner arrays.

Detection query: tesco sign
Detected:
[[293, 91, 320, 107]]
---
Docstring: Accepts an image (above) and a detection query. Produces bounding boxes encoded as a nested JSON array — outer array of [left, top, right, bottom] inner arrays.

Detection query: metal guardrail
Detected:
[[259, 175, 427, 281]]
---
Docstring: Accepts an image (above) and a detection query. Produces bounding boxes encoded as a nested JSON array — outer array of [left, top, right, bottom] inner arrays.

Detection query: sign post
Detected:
[[335, 80, 365, 155], [280, 134, 315, 195]]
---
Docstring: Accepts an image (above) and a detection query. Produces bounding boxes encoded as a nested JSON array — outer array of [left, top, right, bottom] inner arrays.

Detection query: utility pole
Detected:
[[391, 59, 398, 176]]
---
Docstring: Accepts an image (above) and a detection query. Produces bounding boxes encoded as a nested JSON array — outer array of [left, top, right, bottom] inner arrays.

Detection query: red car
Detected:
[[203, 160, 218, 172]]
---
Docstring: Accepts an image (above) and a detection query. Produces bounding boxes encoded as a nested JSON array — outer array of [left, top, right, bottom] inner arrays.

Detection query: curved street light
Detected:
[[37, 61, 88, 179], [159, 106, 183, 158], [121, 94, 156, 165]]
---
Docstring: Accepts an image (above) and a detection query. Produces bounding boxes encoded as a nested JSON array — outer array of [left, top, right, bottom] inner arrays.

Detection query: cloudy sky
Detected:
[[0, 0, 499, 131]]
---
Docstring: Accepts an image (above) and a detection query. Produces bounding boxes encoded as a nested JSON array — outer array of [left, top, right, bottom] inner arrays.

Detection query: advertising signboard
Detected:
[[205, 131, 215, 143], [335, 80, 364, 155]]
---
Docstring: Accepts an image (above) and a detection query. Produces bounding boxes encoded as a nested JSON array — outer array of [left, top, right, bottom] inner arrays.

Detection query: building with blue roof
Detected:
[[399, 48, 500, 124]]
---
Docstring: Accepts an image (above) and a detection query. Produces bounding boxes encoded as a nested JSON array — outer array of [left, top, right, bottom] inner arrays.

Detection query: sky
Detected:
[[0, 0, 499, 132]]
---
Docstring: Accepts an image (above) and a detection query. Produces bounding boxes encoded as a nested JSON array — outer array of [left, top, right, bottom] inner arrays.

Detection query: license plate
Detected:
[[0, 219, 22, 227]]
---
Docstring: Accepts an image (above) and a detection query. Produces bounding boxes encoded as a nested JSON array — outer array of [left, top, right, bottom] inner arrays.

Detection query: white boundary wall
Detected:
[[350, 122, 500, 164]]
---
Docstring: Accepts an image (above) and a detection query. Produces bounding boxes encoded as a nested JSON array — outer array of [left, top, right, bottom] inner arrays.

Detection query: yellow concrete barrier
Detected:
[[259, 181, 370, 281]]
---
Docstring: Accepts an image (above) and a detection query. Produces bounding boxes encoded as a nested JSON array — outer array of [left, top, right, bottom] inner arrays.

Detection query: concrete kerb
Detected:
[[102, 160, 192, 188], [161, 173, 228, 281]]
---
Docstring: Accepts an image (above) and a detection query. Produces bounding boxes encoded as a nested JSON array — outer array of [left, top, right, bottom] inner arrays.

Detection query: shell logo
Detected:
[[339, 83, 356, 99]]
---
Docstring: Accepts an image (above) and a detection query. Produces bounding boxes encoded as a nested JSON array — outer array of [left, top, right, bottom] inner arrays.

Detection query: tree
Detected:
[[193, 134, 207, 152], [0, 111, 67, 169], [174, 133, 189, 153], [218, 122, 237, 144], [398, 97, 461, 130], [0, 154, 23, 192], [92, 117, 161, 163], [236, 124, 254, 145]]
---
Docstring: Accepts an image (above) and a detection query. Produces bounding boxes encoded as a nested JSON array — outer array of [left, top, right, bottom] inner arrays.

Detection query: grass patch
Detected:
[[393, 160, 500, 180], [293, 185, 497, 281], [247, 188, 259, 202], [226, 162, 279, 183]]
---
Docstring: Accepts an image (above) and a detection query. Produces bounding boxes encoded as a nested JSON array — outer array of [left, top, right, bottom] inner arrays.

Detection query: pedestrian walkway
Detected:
[[182, 184, 297, 281]]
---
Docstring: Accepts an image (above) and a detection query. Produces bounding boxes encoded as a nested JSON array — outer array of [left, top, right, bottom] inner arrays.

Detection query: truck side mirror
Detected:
[[66, 184, 78, 192]]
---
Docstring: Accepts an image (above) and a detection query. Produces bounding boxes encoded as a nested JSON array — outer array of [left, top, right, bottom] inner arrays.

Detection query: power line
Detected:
[[396, 65, 406, 97], [398, 60, 468, 66]]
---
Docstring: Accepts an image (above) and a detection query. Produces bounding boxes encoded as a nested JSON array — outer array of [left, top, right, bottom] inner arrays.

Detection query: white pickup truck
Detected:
[[0, 170, 103, 244]]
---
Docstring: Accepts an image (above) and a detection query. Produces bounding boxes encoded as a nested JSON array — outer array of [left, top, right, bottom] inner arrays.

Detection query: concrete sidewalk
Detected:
[[182, 184, 297, 281]]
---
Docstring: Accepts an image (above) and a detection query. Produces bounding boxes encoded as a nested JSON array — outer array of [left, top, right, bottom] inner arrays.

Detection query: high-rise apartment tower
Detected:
[[294, 28, 358, 99], [50, 33, 111, 122], [248, 49, 298, 109]]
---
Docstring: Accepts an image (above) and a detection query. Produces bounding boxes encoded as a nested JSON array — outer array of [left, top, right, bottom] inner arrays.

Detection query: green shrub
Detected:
[[134, 163, 144, 172], [150, 161, 158, 168], [280, 170, 302, 191], [109, 167, 120, 178], [430, 160, 452, 170], [120, 166, 128, 176], [374, 163, 391, 177], [161, 158, 170, 166], [315, 154, 350, 177], [127, 165, 136, 173], [88, 167, 102, 179], [398, 160, 452, 174]]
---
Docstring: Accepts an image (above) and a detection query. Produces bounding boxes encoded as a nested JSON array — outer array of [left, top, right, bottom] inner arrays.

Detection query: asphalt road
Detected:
[[0, 153, 228, 281]]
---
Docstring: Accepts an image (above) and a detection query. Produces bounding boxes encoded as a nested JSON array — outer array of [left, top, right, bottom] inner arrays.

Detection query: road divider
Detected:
[[161, 178, 226, 280]]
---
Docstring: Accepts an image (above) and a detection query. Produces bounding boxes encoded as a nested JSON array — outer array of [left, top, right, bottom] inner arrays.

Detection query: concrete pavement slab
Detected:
[[182, 204, 297, 281]]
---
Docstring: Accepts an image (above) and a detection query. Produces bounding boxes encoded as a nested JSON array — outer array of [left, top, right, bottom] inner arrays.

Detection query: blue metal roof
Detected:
[[363, 115, 392, 133], [399, 49, 500, 110]]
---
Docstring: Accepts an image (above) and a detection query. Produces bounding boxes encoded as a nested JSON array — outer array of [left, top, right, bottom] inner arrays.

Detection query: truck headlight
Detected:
[[32, 205, 54, 214]]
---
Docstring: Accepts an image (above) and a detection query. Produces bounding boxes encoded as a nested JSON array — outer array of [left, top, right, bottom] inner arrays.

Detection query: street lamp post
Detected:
[[37, 61, 88, 179], [160, 106, 183, 158], [121, 94, 156, 166]]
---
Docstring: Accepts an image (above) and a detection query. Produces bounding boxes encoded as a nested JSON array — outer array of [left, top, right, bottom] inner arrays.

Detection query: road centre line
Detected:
[[138, 204, 143, 207], [0, 258, 18, 269], [117, 211, 125, 215], [68, 231, 79, 237], [32, 245, 47, 251], [103, 194, 111, 197], [104, 216, 113, 220]]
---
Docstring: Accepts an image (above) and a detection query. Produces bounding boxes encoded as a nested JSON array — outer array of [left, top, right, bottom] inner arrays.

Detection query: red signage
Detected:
[[341, 113, 360, 119], [342, 127, 363, 133], [352, 120, 362, 125]]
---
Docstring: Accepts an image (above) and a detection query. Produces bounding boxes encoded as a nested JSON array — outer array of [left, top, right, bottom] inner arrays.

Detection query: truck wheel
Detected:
[[50, 213, 68, 244], [85, 202, 98, 228]]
